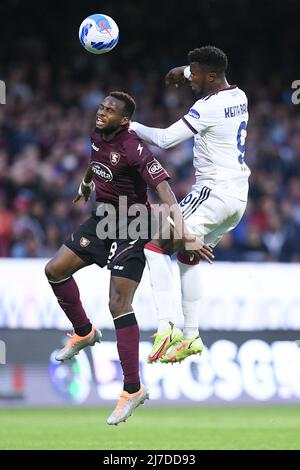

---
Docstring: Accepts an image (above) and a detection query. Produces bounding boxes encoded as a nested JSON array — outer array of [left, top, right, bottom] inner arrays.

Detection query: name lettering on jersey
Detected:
[[137, 143, 143, 155], [92, 142, 100, 151], [109, 152, 120, 166], [146, 159, 164, 179], [224, 103, 247, 118], [90, 161, 113, 182], [188, 108, 200, 119]]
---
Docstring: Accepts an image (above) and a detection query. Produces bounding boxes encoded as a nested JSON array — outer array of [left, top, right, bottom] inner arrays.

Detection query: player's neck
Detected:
[[208, 77, 230, 95], [101, 126, 124, 142]]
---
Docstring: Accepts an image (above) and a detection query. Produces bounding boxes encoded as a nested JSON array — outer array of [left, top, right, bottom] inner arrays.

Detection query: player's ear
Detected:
[[207, 72, 217, 82], [121, 116, 129, 126]]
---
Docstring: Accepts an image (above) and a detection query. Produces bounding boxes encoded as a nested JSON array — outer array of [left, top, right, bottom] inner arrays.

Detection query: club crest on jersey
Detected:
[[109, 152, 120, 166], [188, 108, 200, 119], [92, 142, 100, 151], [147, 159, 164, 179], [80, 237, 90, 247], [90, 161, 113, 182]]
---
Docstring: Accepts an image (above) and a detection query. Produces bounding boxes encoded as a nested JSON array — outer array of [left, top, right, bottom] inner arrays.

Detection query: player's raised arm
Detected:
[[165, 65, 191, 86], [130, 66, 192, 147], [73, 164, 95, 203], [130, 118, 194, 149]]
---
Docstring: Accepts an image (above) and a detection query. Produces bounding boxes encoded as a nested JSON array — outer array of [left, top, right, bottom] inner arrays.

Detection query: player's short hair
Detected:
[[109, 91, 136, 118], [188, 46, 228, 75]]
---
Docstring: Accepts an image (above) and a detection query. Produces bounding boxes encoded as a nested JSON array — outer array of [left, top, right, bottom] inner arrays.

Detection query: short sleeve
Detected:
[[125, 137, 170, 189], [182, 98, 220, 135]]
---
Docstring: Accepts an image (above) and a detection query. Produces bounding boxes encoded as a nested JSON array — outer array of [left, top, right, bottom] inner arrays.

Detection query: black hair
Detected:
[[109, 91, 136, 118], [188, 46, 228, 75]]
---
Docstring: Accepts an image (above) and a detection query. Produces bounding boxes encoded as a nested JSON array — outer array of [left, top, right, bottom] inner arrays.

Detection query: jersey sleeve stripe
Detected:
[[182, 117, 197, 134]]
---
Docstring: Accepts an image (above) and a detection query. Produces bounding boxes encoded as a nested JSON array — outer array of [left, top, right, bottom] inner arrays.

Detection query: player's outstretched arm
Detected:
[[130, 118, 194, 149], [155, 180, 214, 264], [165, 65, 190, 86], [73, 164, 95, 203]]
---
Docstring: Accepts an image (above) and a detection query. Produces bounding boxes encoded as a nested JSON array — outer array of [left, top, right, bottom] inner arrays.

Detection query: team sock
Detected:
[[48, 276, 92, 335], [114, 312, 140, 394], [177, 252, 201, 339], [144, 243, 174, 333]]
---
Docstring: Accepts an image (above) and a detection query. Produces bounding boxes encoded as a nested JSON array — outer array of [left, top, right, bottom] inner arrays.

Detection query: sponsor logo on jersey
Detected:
[[91, 161, 113, 182], [147, 159, 164, 179], [80, 237, 90, 247], [109, 152, 120, 166], [188, 108, 200, 119], [92, 142, 100, 151]]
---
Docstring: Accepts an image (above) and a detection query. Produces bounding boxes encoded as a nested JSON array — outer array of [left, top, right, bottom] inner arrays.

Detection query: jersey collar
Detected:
[[207, 85, 237, 97]]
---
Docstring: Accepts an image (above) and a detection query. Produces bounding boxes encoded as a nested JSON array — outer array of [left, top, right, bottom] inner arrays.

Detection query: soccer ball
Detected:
[[79, 14, 119, 54]]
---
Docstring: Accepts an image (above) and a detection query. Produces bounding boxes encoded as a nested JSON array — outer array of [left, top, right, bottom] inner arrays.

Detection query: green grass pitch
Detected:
[[0, 405, 299, 450]]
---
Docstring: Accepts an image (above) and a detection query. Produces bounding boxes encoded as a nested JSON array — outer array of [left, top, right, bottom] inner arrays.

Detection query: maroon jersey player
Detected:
[[88, 125, 168, 207], [45, 92, 197, 426]]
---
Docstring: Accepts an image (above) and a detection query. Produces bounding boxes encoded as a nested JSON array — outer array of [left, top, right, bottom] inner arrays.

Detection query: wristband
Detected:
[[78, 180, 95, 196], [184, 66, 191, 79], [82, 179, 94, 188]]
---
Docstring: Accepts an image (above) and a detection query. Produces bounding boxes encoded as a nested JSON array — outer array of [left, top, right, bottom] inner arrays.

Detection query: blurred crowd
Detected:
[[0, 61, 299, 262], [0, 0, 299, 262]]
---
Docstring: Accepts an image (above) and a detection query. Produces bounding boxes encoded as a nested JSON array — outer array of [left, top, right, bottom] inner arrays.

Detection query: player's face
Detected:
[[96, 97, 128, 133], [189, 62, 212, 95]]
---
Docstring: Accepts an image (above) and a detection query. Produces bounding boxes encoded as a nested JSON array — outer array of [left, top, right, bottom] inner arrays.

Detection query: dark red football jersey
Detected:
[[90, 126, 169, 207]]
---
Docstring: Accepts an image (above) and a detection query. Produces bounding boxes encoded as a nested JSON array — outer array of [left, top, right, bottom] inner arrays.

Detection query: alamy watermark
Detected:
[[291, 80, 300, 104], [0, 340, 6, 364], [0, 80, 6, 104], [94, 196, 204, 251]]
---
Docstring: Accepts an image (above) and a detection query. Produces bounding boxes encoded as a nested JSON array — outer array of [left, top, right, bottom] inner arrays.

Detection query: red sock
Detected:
[[48, 277, 91, 331], [114, 313, 140, 391]]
